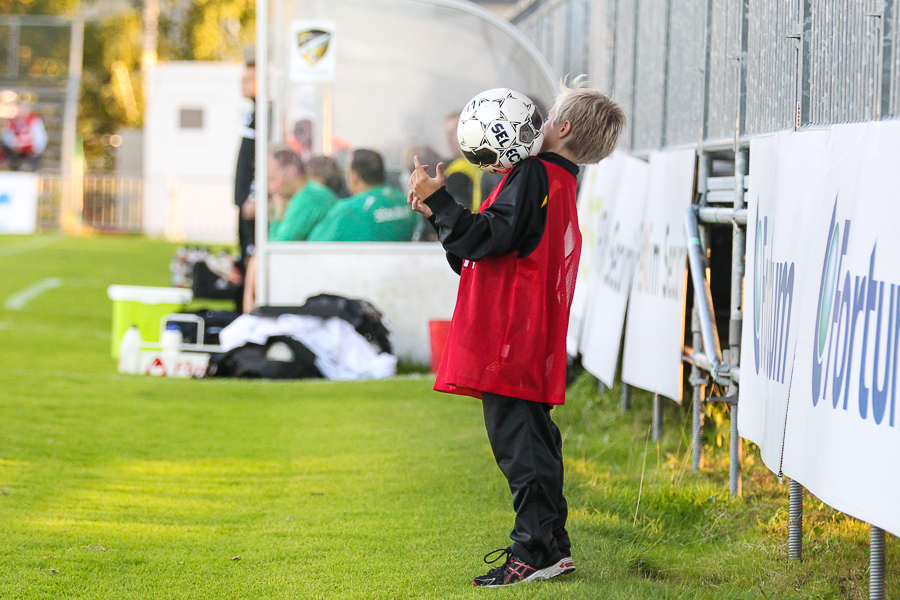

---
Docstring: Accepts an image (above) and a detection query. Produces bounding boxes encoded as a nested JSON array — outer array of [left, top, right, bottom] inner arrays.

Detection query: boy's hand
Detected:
[[407, 190, 433, 218], [408, 154, 444, 201]]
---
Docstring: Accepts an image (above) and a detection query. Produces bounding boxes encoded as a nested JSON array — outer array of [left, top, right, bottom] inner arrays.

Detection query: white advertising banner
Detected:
[[567, 154, 625, 356], [289, 21, 336, 82], [780, 122, 900, 537], [0, 172, 38, 234], [578, 154, 650, 386], [738, 130, 830, 472], [621, 148, 695, 402], [567, 161, 604, 356]]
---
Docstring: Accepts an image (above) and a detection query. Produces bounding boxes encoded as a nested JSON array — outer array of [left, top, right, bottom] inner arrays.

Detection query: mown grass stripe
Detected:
[[0, 235, 895, 599], [0, 234, 61, 257]]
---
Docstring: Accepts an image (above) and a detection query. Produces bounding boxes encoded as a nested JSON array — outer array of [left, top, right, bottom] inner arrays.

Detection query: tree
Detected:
[[4, 0, 255, 169], [0, 0, 77, 15], [80, 12, 144, 170]]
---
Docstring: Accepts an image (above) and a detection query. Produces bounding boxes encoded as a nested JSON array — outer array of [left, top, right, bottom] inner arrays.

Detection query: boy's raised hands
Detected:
[[407, 155, 445, 217]]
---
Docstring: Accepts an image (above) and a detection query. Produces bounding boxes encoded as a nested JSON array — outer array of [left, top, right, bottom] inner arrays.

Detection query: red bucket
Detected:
[[428, 320, 452, 374]]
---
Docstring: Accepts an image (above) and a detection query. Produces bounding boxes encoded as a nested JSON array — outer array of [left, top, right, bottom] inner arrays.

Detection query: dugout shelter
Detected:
[[253, 0, 558, 362]]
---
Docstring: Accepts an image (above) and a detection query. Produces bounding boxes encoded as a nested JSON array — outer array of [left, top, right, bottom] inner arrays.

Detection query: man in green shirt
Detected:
[[268, 147, 338, 242], [242, 147, 338, 312], [308, 149, 419, 242]]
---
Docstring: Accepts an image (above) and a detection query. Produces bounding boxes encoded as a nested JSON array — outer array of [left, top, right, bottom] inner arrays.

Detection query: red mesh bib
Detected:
[[434, 159, 581, 405]]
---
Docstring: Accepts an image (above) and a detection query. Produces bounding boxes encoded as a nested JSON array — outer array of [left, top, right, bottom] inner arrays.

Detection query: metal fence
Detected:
[[513, 0, 900, 151], [38, 173, 143, 233], [512, 1, 893, 597], [514, 0, 593, 86], [83, 174, 143, 232]]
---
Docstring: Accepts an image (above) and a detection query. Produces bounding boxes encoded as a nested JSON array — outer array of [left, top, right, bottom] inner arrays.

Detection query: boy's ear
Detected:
[[559, 120, 572, 138]]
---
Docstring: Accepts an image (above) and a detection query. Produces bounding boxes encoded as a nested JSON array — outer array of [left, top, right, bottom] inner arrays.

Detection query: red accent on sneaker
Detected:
[[503, 557, 536, 584]]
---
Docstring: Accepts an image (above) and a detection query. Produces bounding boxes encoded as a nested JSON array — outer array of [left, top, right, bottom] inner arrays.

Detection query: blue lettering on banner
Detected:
[[811, 200, 900, 428], [0, 193, 9, 205], [752, 211, 795, 383]]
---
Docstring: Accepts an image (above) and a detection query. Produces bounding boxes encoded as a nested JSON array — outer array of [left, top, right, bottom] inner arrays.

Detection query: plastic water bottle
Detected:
[[162, 323, 183, 356], [161, 323, 183, 376], [118, 325, 142, 374]]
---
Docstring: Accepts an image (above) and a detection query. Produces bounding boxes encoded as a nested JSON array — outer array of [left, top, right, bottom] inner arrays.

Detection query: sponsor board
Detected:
[[621, 148, 695, 402], [738, 130, 829, 472], [567, 154, 625, 356], [578, 153, 650, 387], [781, 122, 900, 536], [0, 172, 38, 234], [140, 351, 210, 378]]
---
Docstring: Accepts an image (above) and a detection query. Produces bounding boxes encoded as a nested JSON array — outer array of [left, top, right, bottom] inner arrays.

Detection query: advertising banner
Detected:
[[738, 130, 829, 472], [781, 122, 900, 537], [567, 154, 625, 356], [0, 172, 38, 234], [578, 154, 650, 386], [621, 148, 695, 402], [568, 161, 606, 355]]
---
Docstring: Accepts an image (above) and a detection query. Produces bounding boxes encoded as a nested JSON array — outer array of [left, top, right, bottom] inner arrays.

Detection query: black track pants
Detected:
[[482, 392, 570, 569]]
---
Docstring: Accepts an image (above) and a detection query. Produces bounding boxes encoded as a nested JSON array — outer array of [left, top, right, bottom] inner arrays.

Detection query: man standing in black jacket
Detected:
[[234, 59, 257, 312]]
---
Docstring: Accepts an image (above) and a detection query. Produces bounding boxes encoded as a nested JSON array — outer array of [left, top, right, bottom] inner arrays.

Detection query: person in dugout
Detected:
[[308, 148, 419, 242]]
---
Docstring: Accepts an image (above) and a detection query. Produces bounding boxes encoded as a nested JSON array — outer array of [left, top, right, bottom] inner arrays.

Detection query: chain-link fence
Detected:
[[513, 0, 900, 152]]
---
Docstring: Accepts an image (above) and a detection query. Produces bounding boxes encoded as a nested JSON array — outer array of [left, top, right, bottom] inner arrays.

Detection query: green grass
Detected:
[[0, 233, 897, 599]]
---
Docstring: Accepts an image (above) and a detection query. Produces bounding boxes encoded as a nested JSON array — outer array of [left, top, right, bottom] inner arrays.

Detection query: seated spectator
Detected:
[[243, 147, 338, 312], [1, 102, 48, 172], [307, 154, 349, 198], [267, 147, 338, 242], [308, 148, 419, 242]]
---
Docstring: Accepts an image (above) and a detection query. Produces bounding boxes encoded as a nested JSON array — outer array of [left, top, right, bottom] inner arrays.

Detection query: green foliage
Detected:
[[80, 14, 144, 170], [0, 0, 77, 15], [11, 0, 254, 168], [0, 235, 898, 599], [156, 0, 254, 62]]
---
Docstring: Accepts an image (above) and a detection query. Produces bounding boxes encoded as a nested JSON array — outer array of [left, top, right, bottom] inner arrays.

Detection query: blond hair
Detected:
[[550, 75, 626, 164]]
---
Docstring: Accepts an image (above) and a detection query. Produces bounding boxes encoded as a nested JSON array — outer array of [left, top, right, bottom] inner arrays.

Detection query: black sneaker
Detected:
[[472, 548, 571, 587]]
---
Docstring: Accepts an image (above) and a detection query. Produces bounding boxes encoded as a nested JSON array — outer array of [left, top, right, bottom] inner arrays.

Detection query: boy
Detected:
[[407, 78, 625, 587]]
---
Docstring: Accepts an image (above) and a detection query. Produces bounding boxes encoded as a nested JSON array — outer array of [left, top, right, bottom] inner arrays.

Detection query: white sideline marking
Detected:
[[4, 277, 63, 310]]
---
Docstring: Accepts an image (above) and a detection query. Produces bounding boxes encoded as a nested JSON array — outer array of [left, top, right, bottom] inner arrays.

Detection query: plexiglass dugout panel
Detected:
[[265, 0, 557, 170]]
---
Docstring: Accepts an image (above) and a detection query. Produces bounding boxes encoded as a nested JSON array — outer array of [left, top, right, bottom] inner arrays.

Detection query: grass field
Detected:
[[0, 234, 897, 599]]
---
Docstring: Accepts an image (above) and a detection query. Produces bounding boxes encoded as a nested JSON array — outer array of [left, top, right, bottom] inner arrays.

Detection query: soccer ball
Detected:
[[457, 88, 544, 174]]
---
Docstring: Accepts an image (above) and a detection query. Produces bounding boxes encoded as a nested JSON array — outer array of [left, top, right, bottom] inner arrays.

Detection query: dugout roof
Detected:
[[261, 0, 558, 169]]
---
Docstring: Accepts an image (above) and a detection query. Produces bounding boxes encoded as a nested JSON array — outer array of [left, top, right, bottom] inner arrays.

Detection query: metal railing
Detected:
[[684, 143, 888, 599], [37, 172, 142, 233], [83, 173, 142, 232]]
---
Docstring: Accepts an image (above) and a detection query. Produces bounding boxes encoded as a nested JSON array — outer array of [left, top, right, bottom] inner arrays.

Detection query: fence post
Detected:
[[729, 147, 747, 498], [691, 151, 712, 473], [61, 18, 84, 235], [621, 383, 631, 411], [598, 380, 609, 394], [870, 525, 885, 600], [729, 401, 741, 496], [652, 393, 663, 441], [788, 479, 803, 561], [691, 309, 704, 472]]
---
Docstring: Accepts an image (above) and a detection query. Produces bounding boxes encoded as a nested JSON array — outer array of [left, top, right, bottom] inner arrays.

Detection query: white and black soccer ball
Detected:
[[457, 88, 544, 174]]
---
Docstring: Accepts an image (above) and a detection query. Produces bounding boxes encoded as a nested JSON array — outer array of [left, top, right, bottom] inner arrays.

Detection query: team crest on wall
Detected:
[[290, 21, 336, 82]]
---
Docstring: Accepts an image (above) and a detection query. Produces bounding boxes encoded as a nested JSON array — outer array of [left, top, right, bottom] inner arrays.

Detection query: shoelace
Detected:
[[482, 547, 513, 566]]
